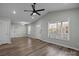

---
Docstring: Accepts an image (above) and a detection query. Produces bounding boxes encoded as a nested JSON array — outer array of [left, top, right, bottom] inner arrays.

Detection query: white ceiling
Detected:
[[0, 3, 79, 24]]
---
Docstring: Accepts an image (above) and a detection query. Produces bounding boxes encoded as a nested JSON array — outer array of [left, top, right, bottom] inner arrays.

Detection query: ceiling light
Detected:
[[32, 16, 34, 19], [20, 22, 30, 25], [36, 24, 40, 27], [13, 10, 16, 14]]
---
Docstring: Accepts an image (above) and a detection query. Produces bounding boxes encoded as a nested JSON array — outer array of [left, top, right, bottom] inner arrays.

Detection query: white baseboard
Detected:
[[41, 39, 79, 51], [0, 41, 12, 45], [29, 37, 79, 51]]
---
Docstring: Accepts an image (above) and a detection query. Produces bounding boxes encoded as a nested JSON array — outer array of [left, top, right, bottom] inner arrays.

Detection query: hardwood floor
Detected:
[[0, 37, 79, 56]]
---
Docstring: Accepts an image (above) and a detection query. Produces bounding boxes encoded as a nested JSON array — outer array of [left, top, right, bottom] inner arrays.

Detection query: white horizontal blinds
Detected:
[[48, 21, 69, 40]]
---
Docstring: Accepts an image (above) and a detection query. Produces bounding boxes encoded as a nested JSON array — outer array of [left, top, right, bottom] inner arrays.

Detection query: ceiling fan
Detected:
[[24, 3, 45, 16]]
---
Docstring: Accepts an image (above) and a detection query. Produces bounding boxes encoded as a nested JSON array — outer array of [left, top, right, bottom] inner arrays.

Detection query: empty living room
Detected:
[[0, 2, 79, 57]]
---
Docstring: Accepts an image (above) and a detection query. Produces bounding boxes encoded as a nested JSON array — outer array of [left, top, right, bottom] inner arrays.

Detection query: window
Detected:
[[48, 21, 69, 40], [48, 23, 57, 38], [57, 22, 61, 33], [62, 22, 69, 33], [61, 21, 69, 40]]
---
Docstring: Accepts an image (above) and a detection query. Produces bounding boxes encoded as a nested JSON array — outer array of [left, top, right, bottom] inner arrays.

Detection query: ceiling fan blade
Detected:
[[36, 12, 41, 15], [36, 9, 45, 11], [30, 12, 33, 16], [24, 10, 32, 12], [32, 5, 35, 10]]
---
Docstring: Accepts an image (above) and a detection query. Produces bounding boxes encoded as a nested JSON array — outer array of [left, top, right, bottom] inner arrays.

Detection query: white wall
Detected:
[[29, 8, 79, 50], [28, 20, 42, 39], [11, 23, 28, 38]]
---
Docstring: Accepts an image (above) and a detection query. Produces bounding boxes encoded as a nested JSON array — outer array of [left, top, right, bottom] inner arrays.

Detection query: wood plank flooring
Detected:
[[0, 37, 79, 56]]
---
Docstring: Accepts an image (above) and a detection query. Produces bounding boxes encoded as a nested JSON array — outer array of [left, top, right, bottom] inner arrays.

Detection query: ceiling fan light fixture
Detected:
[[33, 13, 37, 15], [24, 3, 45, 16]]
